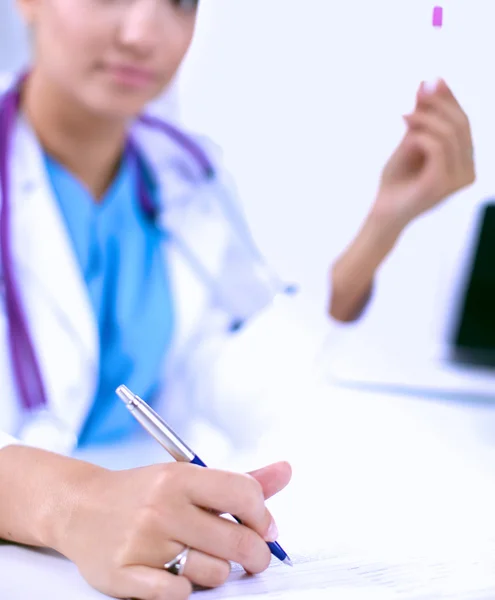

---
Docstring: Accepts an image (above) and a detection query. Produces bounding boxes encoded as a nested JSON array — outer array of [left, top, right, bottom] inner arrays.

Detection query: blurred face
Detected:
[[17, 0, 198, 118]]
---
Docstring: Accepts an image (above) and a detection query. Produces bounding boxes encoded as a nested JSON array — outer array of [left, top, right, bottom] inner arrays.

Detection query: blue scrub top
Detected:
[[44, 151, 174, 446]]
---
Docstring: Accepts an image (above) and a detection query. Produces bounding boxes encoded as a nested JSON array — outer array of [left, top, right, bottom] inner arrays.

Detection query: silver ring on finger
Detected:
[[164, 547, 190, 576]]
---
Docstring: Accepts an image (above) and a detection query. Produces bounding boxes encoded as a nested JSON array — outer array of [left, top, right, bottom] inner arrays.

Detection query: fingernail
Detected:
[[265, 519, 279, 543], [423, 78, 440, 94]]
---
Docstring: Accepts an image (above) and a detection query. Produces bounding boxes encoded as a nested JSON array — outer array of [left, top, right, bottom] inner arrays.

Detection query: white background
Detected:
[[177, 0, 495, 353], [0, 0, 29, 72], [2, 0, 494, 368]]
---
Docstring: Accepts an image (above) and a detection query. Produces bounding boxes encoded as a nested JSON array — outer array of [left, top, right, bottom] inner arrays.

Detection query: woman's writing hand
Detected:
[[55, 460, 291, 600], [374, 79, 475, 230]]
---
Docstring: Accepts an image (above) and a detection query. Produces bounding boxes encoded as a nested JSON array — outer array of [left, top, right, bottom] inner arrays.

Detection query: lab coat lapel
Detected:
[[134, 126, 230, 357], [10, 116, 98, 431], [158, 178, 229, 357]]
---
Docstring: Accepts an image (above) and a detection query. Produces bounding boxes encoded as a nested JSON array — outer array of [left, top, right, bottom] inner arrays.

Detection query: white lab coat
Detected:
[[0, 74, 279, 455]]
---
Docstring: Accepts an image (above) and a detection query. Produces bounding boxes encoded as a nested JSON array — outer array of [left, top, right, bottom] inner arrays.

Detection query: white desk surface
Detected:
[[3, 380, 495, 599]]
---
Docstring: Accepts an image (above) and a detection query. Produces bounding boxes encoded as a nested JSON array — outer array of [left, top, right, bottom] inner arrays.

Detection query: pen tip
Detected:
[[283, 557, 293, 567]]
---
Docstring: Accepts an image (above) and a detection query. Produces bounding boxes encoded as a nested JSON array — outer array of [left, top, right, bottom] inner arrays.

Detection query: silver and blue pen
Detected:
[[116, 385, 292, 567]]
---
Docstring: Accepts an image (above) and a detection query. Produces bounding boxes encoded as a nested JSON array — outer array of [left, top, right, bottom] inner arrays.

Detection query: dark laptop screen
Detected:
[[451, 203, 495, 366]]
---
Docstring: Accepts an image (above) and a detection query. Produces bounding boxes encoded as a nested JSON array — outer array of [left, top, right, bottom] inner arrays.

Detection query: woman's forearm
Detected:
[[329, 209, 406, 322], [0, 445, 95, 551]]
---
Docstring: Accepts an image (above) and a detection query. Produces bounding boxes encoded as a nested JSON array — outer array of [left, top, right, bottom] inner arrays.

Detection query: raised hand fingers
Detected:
[[416, 80, 474, 163], [403, 110, 461, 177], [405, 80, 475, 189]]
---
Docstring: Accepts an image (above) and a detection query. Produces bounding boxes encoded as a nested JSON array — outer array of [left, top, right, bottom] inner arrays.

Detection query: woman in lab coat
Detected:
[[0, 0, 475, 598]]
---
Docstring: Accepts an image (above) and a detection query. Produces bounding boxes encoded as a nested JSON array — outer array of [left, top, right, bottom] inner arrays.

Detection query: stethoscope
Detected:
[[0, 76, 297, 415]]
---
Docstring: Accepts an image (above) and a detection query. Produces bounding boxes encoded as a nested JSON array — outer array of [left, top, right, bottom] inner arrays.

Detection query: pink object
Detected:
[[432, 6, 443, 27]]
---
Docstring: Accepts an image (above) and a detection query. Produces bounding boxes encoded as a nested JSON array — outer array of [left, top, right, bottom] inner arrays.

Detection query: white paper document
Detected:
[[2, 543, 495, 599], [194, 547, 495, 600]]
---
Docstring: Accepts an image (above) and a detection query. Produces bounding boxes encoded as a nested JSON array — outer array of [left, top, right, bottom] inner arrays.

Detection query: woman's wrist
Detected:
[[359, 207, 406, 259], [366, 199, 411, 243], [39, 455, 104, 556], [329, 201, 408, 322], [333, 207, 405, 288], [0, 445, 101, 554]]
